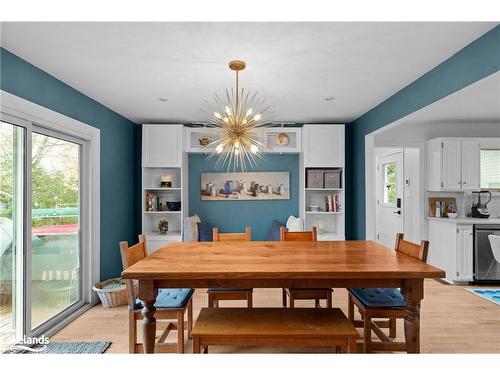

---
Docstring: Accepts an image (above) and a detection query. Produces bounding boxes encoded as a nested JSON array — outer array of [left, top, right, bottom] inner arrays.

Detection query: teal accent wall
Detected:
[[0, 47, 139, 280], [188, 154, 299, 240], [346, 25, 500, 239]]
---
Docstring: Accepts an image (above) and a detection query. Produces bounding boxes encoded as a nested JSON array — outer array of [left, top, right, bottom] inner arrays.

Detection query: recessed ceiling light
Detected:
[[324, 96, 335, 102], [158, 98, 168, 102]]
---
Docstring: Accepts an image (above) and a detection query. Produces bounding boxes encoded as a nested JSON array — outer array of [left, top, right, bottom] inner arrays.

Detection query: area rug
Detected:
[[2, 341, 110, 354], [466, 288, 500, 306]]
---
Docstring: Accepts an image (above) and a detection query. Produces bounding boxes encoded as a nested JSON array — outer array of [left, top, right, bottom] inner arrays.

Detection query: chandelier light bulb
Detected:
[[254, 114, 262, 121], [235, 140, 240, 149], [216, 144, 224, 154], [225, 106, 232, 116], [246, 108, 253, 117], [214, 112, 222, 119], [223, 117, 229, 123], [250, 144, 258, 154], [234, 149, 239, 155]]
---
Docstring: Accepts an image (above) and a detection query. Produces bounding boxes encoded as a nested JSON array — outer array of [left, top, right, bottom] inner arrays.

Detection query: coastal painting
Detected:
[[200, 172, 290, 201]]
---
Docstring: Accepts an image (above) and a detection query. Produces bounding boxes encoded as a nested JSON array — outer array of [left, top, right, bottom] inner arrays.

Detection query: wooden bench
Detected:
[[192, 307, 358, 353]]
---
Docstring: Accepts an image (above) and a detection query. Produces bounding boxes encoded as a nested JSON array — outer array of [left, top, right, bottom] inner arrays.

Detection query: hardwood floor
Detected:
[[52, 279, 500, 353]]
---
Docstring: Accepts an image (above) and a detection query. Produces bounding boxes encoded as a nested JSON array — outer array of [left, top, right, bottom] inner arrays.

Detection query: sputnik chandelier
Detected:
[[201, 60, 273, 171]]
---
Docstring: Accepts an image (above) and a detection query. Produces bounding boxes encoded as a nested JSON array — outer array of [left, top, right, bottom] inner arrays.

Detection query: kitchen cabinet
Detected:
[[426, 137, 480, 191], [303, 124, 344, 167], [142, 124, 183, 167], [460, 139, 480, 190], [426, 218, 473, 283]]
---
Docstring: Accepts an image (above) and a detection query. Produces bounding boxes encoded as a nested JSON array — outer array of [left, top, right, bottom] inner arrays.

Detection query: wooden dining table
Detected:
[[121, 240, 445, 354]]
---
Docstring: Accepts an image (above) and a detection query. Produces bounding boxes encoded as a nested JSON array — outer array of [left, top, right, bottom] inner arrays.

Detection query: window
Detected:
[[480, 149, 500, 190], [383, 162, 397, 205]]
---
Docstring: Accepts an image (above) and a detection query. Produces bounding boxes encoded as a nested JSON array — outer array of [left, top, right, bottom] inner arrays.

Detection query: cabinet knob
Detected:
[[463, 181, 467, 185]]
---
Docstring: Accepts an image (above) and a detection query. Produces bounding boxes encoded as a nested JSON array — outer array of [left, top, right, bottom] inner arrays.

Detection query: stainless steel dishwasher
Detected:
[[474, 224, 500, 282]]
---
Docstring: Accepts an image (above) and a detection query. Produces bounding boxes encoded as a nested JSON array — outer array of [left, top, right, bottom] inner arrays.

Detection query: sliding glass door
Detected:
[[0, 115, 85, 350], [31, 131, 82, 331]]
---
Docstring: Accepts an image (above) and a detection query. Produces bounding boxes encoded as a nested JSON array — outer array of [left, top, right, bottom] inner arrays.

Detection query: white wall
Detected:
[[403, 148, 421, 243]]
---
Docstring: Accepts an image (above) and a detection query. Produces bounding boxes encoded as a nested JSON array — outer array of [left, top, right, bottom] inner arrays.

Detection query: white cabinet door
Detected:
[[427, 219, 456, 283], [303, 124, 344, 167], [442, 139, 462, 190], [426, 138, 443, 191], [142, 124, 182, 167], [456, 226, 474, 282], [461, 139, 480, 190]]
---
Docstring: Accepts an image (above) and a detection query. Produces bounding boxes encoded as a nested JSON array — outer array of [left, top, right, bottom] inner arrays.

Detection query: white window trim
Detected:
[[1, 90, 101, 313]]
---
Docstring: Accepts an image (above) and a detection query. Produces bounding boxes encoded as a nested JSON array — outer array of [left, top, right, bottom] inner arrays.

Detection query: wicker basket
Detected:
[[92, 278, 128, 308]]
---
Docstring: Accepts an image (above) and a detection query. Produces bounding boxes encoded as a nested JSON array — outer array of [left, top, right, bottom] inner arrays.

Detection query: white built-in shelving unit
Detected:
[[301, 124, 345, 241], [142, 124, 187, 252], [142, 124, 345, 248]]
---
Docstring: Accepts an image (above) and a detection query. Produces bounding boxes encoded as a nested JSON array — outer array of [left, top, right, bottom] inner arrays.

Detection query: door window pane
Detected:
[[480, 149, 500, 189], [0, 121, 23, 350], [383, 162, 397, 205], [31, 132, 80, 329]]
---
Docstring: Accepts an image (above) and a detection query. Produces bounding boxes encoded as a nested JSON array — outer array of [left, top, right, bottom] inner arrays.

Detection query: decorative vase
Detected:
[[158, 220, 168, 234]]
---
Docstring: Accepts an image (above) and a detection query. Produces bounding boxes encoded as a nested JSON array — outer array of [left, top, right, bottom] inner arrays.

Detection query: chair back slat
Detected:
[[394, 233, 429, 262], [213, 227, 251, 242], [119, 235, 148, 307], [280, 226, 317, 242]]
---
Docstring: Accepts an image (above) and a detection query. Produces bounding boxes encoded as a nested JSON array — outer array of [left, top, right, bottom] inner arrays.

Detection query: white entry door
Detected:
[[376, 152, 403, 249]]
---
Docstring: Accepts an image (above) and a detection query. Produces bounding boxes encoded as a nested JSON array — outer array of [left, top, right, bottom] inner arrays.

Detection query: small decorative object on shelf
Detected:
[[160, 175, 172, 188], [275, 132, 289, 146], [166, 201, 181, 211], [158, 220, 169, 234], [198, 136, 212, 146]]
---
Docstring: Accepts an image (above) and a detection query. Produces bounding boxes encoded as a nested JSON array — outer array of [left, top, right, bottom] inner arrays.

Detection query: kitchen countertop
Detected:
[[427, 216, 500, 224]]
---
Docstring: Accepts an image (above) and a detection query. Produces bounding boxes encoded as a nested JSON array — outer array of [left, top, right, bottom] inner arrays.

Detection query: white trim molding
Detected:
[[1, 90, 101, 310]]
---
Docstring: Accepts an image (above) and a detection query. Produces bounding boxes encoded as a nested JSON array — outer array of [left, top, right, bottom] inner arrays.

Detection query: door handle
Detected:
[[393, 210, 401, 215]]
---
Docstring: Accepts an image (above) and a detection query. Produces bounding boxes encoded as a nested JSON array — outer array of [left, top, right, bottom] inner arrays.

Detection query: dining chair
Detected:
[[488, 235, 500, 263], [347, 233, 429, 353], [119, 234, 194, 353], [207, 227, 253, 308], [280, 226, 333, 308]]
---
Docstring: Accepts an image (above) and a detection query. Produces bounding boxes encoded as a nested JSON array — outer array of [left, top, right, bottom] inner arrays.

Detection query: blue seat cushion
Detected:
[[207, 288, 253, 292], [134, 288, 194, 310], [348, 288, 405, 308]]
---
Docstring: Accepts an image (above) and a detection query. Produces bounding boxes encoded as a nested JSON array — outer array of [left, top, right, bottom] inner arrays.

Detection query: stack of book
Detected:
[[145, 192, 163, 212], [324, 193, 341, 213]]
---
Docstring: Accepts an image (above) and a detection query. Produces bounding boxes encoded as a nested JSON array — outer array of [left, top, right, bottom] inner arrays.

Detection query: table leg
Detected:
[[401, 279, 424, 354], [139, 280, 157, 354]]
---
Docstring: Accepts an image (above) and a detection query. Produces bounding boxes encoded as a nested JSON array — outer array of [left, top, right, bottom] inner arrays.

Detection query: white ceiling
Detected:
[[1, 22, 497, 124], [374, 71, 500, 144]]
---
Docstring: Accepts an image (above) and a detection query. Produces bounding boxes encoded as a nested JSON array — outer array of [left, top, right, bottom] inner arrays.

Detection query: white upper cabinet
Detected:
[[142, 124, 183, 167], [303, 124, 344, 167], [427, 137, 481, 191], [461, 139, 480, 190], [441, 139, 462, 190]]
